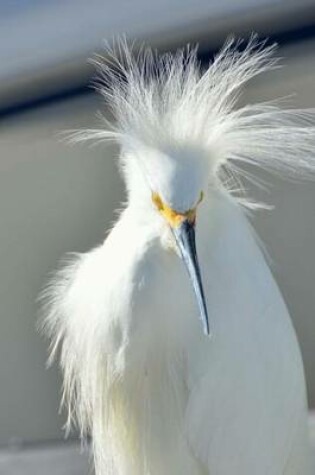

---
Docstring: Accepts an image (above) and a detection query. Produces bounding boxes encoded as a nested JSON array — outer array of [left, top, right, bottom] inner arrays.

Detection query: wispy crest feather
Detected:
[[72, 36, 315, 197]]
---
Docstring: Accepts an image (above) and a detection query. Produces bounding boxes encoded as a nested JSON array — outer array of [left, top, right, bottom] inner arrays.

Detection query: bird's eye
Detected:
[[152, 192, 164, 211]]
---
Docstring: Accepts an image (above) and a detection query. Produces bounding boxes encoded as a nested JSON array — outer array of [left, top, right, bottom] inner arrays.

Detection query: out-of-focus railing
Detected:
[[0, 0, 315, 115]]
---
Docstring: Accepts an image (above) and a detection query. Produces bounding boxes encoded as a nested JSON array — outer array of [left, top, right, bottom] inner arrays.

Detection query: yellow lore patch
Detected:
[[152, 192, 203, 227]]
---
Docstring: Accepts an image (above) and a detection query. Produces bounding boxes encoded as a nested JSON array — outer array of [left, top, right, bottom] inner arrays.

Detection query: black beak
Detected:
[[172, 220, 210, 336]]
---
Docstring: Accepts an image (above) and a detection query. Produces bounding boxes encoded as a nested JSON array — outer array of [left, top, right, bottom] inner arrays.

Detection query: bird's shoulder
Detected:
[[48, 209, 158, 324]]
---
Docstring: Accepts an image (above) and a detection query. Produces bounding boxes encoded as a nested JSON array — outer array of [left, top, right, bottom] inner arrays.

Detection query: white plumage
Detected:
[[42, 37, 315, 474]]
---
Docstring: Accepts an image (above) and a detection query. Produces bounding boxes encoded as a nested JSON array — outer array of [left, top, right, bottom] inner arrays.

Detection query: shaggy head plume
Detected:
[[71, 36, 315, 206]]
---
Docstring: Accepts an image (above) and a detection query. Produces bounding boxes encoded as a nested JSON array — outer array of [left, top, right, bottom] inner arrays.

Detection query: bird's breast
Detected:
[[103, 194, 311, 474]]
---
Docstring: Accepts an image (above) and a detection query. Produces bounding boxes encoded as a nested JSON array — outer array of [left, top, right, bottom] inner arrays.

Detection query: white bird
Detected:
[[42, 37, 315, 475]]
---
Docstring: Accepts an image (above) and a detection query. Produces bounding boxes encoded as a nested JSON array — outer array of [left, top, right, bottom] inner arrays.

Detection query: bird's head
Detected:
[[75, 37, 315, 335], [151, 164, 210, 334], [124, 142, 211, 334]]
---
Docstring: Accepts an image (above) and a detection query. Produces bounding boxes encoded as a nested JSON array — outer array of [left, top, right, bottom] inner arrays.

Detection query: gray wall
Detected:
[[0, 96, 123, 445], [0, 40, 314, 445]]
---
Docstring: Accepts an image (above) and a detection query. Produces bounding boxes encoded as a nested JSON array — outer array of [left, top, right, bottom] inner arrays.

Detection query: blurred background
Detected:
[[1, 1, 315, 473]]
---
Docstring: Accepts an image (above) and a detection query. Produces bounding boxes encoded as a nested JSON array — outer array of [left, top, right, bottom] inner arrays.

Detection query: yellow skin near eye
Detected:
[[152, 191, 204, 228]]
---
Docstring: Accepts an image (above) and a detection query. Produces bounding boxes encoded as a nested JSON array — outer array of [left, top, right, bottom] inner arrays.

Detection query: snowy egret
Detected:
[[42, 38, 315, 474]]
